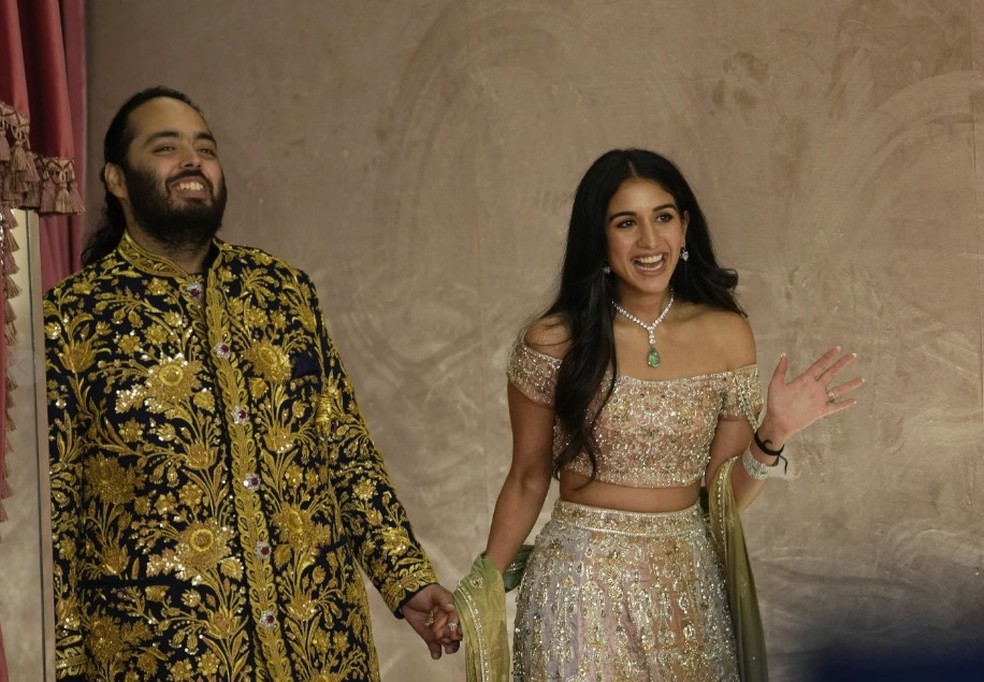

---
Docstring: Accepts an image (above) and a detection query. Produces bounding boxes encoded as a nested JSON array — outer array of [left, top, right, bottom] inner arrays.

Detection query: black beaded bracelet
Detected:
[[753, 429, 784, 457]]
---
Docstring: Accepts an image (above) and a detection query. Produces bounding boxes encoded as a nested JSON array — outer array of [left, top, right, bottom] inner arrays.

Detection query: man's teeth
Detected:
[[176, 181, 204, 191]]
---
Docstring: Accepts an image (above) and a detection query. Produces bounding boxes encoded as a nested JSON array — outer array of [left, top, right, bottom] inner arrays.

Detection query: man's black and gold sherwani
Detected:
[[44, 234, 437, 681]]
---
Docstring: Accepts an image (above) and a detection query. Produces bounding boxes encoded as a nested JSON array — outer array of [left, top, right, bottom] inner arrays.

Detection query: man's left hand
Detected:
[[402, 583, 462, 659]]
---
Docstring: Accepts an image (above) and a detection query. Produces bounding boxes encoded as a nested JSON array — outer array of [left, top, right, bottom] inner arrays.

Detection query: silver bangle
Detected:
[[742, 447, 780, 480]]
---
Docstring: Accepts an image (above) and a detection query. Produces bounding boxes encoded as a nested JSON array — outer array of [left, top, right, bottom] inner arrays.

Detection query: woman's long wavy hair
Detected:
[[547, 148, 745, 480], [81, 86, 204, 266]]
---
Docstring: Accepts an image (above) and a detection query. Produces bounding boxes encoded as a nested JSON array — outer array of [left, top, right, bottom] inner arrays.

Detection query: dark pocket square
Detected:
[[292, 352, 321, 378]]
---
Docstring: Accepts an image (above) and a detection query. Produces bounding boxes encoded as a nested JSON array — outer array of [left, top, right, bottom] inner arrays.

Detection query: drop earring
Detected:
[[602, 263, 611, 274], [681, 246, 689, 262]]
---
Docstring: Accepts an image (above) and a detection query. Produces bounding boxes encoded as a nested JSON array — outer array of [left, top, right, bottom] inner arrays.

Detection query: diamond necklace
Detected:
[[612, 289, 675, 368]]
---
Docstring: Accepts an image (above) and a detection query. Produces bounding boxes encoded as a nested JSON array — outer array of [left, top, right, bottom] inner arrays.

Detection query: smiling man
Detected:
[[43, 86, 459, 681]]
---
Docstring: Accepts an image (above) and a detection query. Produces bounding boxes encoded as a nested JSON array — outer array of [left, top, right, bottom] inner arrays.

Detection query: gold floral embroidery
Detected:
[[184, 443, 213, 469], [145, 323, 169, 345], [273, 505, 333, 549], [381, 526, 411, 554], [61, 340, 96, 373], [118, 334, 141, 354], [88, 455, 138, 504], [147, 278, 169, 296], [192, 388, 215, 412], [353, 479, 376, 501], [44, 238, 438, 681], [244, 341, 291, 383], [173, 520, 233, 577], [145, 355, 202, 406]]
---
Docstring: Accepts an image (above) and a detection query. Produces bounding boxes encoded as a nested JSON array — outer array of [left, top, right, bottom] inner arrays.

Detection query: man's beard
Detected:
[[124, 163, 228, 250]]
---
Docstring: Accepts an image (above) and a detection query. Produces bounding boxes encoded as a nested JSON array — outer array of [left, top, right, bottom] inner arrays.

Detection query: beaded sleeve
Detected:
[[719, 365, 764, 426], [505, 340, 561, 406]]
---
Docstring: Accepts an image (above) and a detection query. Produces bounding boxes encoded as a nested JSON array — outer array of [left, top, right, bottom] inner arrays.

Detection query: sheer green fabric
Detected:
[[453, 554, 510, 682], [707, 457, 770, 681], [452, 546, 533, 682]]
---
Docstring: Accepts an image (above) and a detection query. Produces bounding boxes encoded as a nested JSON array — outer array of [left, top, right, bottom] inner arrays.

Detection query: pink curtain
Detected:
[[37, 0, 86, 293], [1, 1, 85, 678]]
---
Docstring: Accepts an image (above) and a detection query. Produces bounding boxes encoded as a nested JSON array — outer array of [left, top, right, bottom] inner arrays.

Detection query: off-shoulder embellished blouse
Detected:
[[506, 340, 763, 488]]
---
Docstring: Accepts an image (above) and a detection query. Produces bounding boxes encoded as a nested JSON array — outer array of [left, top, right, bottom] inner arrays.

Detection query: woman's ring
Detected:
[[448, 622, 458, 632], [826, 388, 836, 403]]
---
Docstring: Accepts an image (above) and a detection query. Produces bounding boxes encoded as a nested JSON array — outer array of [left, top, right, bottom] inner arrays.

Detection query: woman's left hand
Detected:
[[762, 347, 864, 443]]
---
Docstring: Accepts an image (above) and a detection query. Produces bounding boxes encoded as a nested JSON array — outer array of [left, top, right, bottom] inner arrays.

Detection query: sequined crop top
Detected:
[[506, 340, 763, 488]]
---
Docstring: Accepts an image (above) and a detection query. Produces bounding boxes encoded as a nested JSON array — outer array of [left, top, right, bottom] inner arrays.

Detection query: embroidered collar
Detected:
[[118, 231, 224, 280]]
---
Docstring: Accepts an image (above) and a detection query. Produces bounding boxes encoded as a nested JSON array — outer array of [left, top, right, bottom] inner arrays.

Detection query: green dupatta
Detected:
[[452, 546, 532, 682], [707, 456, 770, 681]]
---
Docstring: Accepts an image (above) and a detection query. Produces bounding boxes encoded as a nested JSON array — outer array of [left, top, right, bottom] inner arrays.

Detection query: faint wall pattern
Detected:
[[5, 1, 979, 680]]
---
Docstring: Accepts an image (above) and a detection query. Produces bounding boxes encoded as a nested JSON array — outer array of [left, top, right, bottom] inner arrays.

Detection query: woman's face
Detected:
[[604, 178, 688, 304]]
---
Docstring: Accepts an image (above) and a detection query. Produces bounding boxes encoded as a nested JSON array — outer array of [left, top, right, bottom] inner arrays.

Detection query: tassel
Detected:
[[6, 168, 27, 195], [4, 225, 19, 250], [57, 181, 85, 214], [0, 161, 10, 202], [37, 160, 86, 215], [40, 176, 57, 214], [55, 184, 74, 213], [0, 130, 9, 161], [9, 140, 28, 171], [24, 150, 41, 183], [21, 178, 40, 209], [5, 277, 21, 298]]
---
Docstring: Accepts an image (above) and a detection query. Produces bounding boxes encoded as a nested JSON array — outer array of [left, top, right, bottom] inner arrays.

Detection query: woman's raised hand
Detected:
[[763, 347, 864, 443]]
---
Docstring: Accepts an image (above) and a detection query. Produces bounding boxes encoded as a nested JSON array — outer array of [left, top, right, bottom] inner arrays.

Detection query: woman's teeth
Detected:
[[634, 255, 665, 270]]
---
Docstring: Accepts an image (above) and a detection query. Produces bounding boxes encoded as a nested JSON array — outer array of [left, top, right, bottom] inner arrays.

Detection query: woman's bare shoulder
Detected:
[[682, 304, 756, 367]]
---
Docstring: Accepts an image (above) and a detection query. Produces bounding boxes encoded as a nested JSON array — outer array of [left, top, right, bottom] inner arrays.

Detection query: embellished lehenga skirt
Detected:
[[513, 499, 739, 681]]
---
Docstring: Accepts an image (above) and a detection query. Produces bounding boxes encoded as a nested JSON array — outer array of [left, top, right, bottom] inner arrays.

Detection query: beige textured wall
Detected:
[[4, 0, 982, 680]]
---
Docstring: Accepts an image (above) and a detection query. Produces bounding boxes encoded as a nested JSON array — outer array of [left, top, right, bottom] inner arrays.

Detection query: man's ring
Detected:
[[826, 388, 836, 403], [424, 614, 435, 627], [448, 622, 458, 632]]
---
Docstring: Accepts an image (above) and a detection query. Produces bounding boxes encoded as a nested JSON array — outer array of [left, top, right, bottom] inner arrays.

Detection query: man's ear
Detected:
[[103, 163, 128, 200]]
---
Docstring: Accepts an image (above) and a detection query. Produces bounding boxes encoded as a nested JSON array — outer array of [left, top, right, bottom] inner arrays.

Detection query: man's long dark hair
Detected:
[[81, 86, 204, 266], [547, 148, 745, 480]]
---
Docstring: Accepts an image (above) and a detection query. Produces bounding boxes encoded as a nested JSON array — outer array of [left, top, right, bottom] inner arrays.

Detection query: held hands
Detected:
[[402, 583, 462, 659], [762, 347, 864, 444]]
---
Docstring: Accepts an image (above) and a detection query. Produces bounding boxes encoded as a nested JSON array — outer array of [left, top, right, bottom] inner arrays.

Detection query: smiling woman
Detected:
[[464, 148, 863, 681], [604, 178, 688, 306]]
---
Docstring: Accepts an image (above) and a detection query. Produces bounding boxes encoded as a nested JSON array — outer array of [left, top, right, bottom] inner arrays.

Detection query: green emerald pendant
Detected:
[[647, 346, 661, 368]]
